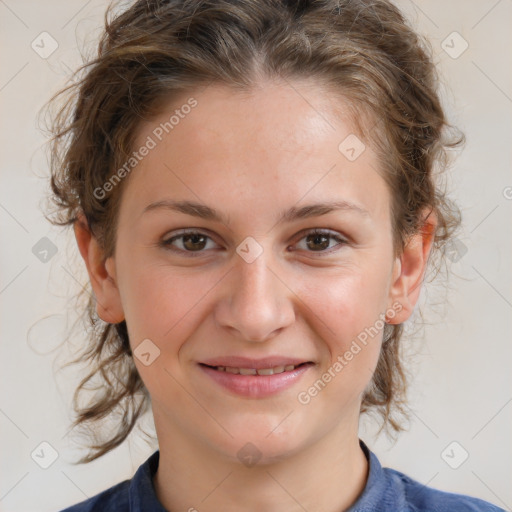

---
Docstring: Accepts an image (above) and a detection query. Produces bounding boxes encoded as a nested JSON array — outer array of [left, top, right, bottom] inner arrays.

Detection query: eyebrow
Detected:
[[141, 199, 370, 226]]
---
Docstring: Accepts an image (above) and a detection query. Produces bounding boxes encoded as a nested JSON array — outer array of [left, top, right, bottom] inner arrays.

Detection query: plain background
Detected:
[[1, 0, 511, 511]]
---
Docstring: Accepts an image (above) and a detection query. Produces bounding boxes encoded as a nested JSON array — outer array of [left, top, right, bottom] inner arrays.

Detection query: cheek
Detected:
[[117, 251, 210, 341], [297, 263, 389, 392], [120, 263, 213, 409], [302, 262, 390, 341]]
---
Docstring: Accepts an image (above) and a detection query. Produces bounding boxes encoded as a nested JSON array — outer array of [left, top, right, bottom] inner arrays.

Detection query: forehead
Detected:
[[120, 81, 390, 227]]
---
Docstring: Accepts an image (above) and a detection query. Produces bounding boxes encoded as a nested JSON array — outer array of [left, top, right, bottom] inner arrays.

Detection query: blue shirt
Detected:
[[58, 439, 505, 511]]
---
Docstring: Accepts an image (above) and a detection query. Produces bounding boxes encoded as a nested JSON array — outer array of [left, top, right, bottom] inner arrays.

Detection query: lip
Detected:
[[198, 359, 314, 398]]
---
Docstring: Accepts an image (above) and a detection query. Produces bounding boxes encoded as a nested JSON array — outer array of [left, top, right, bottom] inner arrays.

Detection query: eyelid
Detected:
[[293, 227, 348, 242]]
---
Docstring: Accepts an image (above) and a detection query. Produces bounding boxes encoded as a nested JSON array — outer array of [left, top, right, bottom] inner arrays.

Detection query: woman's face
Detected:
[[102, 81, 409, 463]]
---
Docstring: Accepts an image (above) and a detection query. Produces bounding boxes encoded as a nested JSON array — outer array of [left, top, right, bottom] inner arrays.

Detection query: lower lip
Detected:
[[199, 363, 313, 398]]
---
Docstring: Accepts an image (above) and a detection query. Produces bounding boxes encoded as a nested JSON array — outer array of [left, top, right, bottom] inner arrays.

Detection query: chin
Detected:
[[206, 419, 309, 466]]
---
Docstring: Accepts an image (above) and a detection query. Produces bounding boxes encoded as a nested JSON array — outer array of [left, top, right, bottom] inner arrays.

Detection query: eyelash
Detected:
[[160, 228, 348, 257]]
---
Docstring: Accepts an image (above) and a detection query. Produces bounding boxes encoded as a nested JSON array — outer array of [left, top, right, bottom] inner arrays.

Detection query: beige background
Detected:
[[1, 0, 511, 511]]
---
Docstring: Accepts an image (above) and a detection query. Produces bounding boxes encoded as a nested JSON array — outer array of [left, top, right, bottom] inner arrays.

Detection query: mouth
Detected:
[[198, 360, 315, 398]]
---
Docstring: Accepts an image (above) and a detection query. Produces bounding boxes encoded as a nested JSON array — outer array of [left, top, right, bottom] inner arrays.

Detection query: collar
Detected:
[[128, 438, 391, 511]]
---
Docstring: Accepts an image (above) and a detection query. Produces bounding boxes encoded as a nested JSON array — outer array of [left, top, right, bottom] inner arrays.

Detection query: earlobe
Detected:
[[386, 209, 437, 324], [73, 213, 125, 324]]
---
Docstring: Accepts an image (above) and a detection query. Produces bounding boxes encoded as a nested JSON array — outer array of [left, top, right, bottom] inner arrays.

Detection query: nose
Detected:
[[214, 246, 295, 342]]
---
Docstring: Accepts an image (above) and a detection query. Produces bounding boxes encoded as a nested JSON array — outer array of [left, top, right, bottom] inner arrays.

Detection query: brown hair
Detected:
[[43, 0, 464, 463]]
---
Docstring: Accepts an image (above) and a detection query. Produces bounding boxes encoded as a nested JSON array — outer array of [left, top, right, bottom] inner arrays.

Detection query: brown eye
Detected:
[[306, 232, 330, 251], [294, 229, 347, 254], [180, 233, 208, 251], [161, 230, 217, 254]]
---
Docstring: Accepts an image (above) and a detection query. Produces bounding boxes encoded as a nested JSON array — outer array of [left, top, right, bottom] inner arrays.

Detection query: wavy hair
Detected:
[[42, 0, 464, 463]]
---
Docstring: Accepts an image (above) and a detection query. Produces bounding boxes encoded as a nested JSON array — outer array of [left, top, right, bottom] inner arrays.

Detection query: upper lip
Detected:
[[200, 356, 313, 369]]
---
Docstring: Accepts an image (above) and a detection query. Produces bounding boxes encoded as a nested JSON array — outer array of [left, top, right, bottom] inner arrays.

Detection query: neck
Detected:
[[153, 413, 369, 512]]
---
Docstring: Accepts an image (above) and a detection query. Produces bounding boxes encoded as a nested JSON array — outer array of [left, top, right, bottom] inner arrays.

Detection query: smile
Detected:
[[207, 363, 304, 375], [198, 362, 314, 398]]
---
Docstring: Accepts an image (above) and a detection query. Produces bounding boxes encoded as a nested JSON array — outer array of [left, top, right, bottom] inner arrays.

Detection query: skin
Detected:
[[75, 79, 436, 512]]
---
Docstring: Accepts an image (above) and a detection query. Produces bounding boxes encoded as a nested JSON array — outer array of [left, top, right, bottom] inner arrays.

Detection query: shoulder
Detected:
[[352, 440, 506, 512], [57, 450, 163, 512], [384, 466, 505, 512], [57, 479, 130, 512]]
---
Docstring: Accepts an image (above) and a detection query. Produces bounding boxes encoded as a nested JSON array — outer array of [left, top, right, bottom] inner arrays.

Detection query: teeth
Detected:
[[239, 368, 257, 375], [256, 368, 274, 375], [214, 364, 302, 375]]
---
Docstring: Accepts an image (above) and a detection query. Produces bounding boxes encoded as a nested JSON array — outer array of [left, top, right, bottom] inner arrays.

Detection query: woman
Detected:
[[45, 0, 505, 510]]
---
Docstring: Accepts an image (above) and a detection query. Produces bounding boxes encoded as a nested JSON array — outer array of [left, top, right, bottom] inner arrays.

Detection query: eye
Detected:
[[160, 228, 348, 257], [292, 228, 348, 254], [160, 230, 219, 255]]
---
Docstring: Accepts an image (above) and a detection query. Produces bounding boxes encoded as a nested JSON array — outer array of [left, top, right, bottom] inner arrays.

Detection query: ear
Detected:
[[386, 208, 437, 324], [73, 213, 125, 324]]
